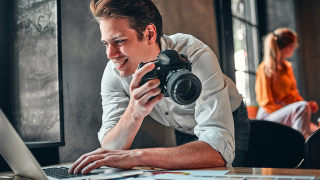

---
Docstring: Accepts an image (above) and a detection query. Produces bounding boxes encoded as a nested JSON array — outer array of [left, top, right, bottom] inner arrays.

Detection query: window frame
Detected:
[[215, 0, 261, 106]]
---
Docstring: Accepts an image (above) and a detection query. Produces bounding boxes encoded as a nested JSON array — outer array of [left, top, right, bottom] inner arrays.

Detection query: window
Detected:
[[231, 0, 260, 106]]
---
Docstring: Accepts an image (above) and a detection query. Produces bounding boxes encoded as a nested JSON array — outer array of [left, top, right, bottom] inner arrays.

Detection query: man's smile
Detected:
[[113, 58, 128, 67]]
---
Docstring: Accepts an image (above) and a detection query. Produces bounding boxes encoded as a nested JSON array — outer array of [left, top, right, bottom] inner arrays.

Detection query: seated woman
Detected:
[[255, 27, 319, 139]]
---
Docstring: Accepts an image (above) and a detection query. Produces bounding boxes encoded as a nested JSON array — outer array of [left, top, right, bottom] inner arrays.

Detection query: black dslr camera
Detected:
[[138, 49, 202, 105]]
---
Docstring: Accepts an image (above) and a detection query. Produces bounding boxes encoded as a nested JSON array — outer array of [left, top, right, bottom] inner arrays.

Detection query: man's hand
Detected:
[[101, 62, 164, 150], [69, 141, 226, 174], [308, 101, 319, 114], [68, 148, 141, 174], [128, 62, 164, 120]]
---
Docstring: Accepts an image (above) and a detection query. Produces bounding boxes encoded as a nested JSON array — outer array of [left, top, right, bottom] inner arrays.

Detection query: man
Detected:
[[69, 0, 249, 174]]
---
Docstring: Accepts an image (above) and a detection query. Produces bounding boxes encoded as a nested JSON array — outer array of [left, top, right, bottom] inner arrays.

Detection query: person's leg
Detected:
[[310, 122, 319, 134], [258, 101, 311, 137], [256, 106, 269, 119]]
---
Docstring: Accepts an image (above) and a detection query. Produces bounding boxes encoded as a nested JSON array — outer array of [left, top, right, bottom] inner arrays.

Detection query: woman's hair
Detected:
[[90, 0, 163, 44], [263, 28, 297, 77]]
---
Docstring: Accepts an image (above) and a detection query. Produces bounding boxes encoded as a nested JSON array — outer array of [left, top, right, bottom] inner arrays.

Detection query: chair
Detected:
[[302, 128, 320, 169], [242, 119, 305, 168]]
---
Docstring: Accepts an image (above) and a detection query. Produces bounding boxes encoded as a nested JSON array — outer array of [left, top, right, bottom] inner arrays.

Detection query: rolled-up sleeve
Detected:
[[98, 63, 130, 143], [190, 43, 235, 167]]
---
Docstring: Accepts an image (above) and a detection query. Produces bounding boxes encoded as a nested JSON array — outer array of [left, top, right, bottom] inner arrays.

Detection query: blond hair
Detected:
[[263, 28, 297, 77]]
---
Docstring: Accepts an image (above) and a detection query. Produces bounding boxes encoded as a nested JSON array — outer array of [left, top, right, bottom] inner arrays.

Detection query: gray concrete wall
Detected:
[[59, 0, 104, 163], [153, 0, 219, 56], [59, 0, 218, 163]]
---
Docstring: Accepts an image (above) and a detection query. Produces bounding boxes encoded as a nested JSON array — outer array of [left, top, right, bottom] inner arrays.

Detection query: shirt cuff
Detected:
[[198, 129, 235, 167]]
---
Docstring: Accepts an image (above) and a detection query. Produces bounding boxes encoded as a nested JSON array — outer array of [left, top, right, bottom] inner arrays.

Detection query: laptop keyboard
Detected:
[[43, 167, 93, 179]]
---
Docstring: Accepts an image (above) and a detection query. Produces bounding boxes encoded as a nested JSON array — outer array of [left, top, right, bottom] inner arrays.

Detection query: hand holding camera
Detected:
[[138, 49, 202, 105]]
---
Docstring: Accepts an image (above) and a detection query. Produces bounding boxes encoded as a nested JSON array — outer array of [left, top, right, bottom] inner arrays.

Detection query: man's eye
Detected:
[[116, 40, 125, 45]]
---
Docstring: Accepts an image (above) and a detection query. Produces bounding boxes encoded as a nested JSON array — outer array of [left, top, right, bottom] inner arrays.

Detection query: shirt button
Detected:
[[165, 112, 169, 115]]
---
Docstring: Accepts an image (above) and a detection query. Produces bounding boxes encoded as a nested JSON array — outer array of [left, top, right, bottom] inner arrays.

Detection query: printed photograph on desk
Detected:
[[139, 170, 229, 180]]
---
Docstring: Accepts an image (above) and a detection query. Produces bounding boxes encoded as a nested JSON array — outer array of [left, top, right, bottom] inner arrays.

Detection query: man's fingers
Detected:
[[131, 63, 155, 89], [81, 158, 107, 174], [133, 79, 161, 100], [147, 93, 164, 107], [69, 155, 90, 173], [74, 154, 107, 174], [69, 148, 107, 173], [130, 78, 160, 101]]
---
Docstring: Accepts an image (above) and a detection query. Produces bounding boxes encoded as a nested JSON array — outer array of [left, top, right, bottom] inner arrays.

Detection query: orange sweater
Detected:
[[255, 60, 304, 113]]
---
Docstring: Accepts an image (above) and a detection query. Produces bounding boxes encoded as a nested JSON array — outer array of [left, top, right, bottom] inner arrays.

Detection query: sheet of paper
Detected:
[[213, 174, 315, 180], [151, 173, 222, 180], [127, 173, 316, 180], [143, 174, 316, 180], [153, 170, 230, 176]]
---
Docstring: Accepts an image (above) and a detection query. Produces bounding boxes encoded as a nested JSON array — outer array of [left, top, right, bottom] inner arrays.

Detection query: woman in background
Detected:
[[255, 27, 319, 138]]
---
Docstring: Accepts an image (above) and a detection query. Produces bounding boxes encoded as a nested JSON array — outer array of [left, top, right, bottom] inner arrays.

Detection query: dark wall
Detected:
[[296, 0, 320, 124], [59, 0, 178, 163], [258, 0, 320, 125], [0, 0, 13, 172], [0, 1, 61, 172], [58, 0, 220, 164], [0, 0, 12, 115], [3, 0, 319, 169], [0, 0, 176, 170], [58, 0, 105, 162], [263, 0, 302, 93]]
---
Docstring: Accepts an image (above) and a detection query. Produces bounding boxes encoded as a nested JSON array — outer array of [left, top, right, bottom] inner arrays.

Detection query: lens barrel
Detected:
[[166, 69, 202, 105]]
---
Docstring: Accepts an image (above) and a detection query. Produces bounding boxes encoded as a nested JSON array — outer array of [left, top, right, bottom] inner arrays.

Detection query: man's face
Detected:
[[100, 18, 151, 77]]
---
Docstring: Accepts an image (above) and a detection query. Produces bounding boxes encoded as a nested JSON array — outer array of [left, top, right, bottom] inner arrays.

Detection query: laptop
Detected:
[[0, 108, 143, 180]]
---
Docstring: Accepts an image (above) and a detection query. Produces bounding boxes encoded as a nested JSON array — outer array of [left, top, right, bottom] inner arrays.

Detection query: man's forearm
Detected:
[[101, 106, 144, 150], [134, 141, 226, 169], [69, 136, 227, 174]]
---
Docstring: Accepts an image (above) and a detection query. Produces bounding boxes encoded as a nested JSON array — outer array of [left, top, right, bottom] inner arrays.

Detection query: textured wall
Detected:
[[264, 0, 301, 93], [59, 0, 104, 163], [296, 0, 320, 124], [59, 0, 219, 163], [153, 0, 219, 56]]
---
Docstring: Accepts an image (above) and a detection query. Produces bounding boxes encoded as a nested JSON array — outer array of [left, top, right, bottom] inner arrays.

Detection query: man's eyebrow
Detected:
[[101, 34, 126, 43]]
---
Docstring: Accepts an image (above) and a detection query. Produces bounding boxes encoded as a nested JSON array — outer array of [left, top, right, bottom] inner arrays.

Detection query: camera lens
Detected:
[[167, 69, 202, 105]]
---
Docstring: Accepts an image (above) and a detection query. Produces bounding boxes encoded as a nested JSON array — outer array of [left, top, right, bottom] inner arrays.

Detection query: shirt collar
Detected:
[[160, 34, 173, 51]]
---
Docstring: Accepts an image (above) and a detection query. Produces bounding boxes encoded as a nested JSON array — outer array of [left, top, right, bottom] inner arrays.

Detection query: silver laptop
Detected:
[[0, 108, 143, 180]]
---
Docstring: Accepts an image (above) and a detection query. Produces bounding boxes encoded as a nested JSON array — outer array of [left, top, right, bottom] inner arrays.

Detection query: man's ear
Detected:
[[144, 24, 157, 44]]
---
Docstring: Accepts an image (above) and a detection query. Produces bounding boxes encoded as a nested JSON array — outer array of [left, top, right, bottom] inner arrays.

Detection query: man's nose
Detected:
[[106, 44, 120, 59]]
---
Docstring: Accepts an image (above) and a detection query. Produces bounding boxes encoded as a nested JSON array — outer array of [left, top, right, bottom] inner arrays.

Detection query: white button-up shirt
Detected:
[[98, 33, 242, 167]]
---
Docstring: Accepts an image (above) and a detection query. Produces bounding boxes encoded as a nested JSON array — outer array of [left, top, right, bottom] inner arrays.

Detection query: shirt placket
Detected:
[[158, 99, 184, 130]]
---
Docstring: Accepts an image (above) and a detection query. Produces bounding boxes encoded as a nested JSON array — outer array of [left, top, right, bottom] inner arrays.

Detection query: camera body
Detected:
[[138, 49, 202, 105]]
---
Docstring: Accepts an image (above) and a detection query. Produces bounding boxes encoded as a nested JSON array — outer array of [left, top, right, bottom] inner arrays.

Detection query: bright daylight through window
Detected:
[[231, 0, 260, 106]]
